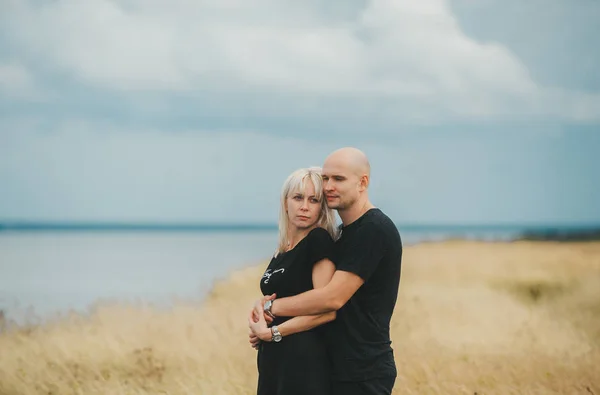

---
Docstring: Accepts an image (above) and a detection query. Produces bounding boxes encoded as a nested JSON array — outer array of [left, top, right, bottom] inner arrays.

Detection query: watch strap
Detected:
[[264, 299, 276, 319]]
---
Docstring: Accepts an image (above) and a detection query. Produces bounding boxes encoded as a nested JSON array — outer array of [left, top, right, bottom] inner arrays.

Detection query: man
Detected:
[[254, 147, 403, 395]]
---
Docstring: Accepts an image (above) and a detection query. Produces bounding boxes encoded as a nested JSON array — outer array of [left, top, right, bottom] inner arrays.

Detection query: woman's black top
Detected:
[[256, 227, 335, 395]]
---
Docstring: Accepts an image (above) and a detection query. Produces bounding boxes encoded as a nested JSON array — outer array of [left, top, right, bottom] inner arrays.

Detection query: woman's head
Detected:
[[277, 167, 338, 253]]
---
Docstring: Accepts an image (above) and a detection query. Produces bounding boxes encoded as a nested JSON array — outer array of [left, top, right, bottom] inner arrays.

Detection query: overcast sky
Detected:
[[1, 0, 599, 225]]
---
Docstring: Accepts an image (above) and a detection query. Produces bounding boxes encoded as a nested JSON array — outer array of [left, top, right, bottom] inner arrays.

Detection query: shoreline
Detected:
[[1, 237, 600, 330], [2, 222, 600, 243]]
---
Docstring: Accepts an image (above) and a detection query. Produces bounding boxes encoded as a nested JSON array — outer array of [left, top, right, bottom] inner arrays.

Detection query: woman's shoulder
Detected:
[[307, 227, 335, 245]]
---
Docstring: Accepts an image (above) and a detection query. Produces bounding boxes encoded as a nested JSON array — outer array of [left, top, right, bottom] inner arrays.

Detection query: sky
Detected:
[[1, 0, 599, 225]]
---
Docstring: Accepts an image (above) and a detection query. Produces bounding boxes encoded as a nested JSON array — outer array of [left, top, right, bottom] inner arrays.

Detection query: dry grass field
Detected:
[[1, 240, 599, 395]]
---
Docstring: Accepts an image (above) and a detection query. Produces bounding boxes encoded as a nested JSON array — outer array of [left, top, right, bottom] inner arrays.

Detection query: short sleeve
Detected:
[[337, 223, 386, 281], [307, 227, 335, 265]]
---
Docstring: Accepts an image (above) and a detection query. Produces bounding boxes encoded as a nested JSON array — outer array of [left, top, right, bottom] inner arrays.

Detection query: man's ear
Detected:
[[359, 174, 369, 191]]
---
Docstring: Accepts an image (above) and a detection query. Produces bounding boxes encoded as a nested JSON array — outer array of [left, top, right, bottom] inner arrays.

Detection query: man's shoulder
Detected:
[[336, 209, 398, 243], [362, 209, 402, 247], [363, 209, 397, 231], [364, 208, 392, 223]]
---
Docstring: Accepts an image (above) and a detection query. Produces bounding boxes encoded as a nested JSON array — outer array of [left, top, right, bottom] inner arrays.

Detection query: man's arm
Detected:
[[260, 223, 386, 319], [249, 257, 338, 343], [270, 269, 364, 317], [251, 310, 337, 343], [275, 256, 337, 334]]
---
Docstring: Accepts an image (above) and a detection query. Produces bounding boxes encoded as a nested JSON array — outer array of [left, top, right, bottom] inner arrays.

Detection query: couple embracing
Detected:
[[248, 147, 403, 395]]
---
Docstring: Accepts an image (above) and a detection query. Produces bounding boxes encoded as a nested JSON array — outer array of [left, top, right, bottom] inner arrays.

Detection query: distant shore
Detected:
[[2, 221, 600, 243], [0, 222, 278, 232]]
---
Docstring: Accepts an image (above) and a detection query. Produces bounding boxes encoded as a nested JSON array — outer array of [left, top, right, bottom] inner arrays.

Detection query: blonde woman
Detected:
[[248, 167, 338, 395]]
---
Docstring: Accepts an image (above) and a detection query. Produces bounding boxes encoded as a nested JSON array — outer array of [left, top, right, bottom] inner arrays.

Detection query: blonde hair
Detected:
[[276, 167, 338, 254]]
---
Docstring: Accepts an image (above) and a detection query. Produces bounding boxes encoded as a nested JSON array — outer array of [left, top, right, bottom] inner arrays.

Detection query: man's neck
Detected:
[[338, 198, 375, 227]]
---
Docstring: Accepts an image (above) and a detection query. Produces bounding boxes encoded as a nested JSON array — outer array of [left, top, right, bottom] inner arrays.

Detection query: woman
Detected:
[[248, 167, 338, 395]]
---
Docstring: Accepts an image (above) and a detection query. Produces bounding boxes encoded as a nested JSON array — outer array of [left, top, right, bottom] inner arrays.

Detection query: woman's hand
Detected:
[[248, 308, 272, 342], [249, 331, 261, 350]]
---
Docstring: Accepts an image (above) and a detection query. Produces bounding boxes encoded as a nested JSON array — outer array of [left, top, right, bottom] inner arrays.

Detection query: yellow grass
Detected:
[[1, 240, 599, 395]]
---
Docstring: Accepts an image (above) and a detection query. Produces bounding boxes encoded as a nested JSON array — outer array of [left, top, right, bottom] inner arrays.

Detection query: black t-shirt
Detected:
[[260, 227, 335, 326], [327, 208, 403, 382]]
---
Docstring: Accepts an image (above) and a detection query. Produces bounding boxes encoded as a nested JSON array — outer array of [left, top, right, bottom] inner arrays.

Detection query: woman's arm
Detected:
[[249, 258, 336, 342]]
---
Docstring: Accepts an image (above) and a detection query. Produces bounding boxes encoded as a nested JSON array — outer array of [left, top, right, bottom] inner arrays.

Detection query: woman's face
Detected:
[[286, 180, 322, 231]]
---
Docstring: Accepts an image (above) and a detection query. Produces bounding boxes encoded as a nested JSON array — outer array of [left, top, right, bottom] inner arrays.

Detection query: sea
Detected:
[[1, 222, 598, 326]]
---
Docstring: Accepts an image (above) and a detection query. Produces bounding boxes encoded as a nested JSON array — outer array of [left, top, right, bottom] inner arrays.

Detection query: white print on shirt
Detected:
[[262, 268, 285, 284]]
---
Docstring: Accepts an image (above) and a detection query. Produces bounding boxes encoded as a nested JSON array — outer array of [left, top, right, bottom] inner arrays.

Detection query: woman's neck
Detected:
[[287, 225, 317, 251]]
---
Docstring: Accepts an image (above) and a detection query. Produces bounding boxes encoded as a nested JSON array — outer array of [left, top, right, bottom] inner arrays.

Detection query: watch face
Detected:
[[271, 325, 282, 342], [264, 300, 272, 311]]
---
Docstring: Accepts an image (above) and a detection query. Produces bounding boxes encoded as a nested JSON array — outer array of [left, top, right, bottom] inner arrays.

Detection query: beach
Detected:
[[1, 240, 599, 395]]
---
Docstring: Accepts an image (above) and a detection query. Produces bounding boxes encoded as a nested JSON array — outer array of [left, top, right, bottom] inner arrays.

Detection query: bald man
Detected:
[[257, 147, 403, 395]]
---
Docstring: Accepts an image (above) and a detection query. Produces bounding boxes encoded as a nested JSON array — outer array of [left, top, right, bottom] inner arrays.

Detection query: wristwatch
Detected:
[[264, 299, 276, 319], [271, 325, 282, 342]]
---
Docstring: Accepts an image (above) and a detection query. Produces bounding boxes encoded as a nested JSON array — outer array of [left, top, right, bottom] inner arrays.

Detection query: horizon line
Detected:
[[1, 220, 600, 232]]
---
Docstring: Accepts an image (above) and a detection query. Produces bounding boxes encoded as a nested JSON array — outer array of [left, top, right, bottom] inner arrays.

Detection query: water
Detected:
[[1, 224, 598, 325], [0, 231, 278, 325]]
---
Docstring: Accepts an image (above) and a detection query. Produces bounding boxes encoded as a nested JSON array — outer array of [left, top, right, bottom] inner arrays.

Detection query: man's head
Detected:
[[322, 147, 371, 210]]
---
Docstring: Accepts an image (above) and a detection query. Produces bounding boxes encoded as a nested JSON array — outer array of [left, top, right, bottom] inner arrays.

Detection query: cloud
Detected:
[[3, 119, 599, 224], [0, 61, 36, 98], [0, 119, 340, 222], [450, 0, 600, 92], [3, 0, 598, 123]]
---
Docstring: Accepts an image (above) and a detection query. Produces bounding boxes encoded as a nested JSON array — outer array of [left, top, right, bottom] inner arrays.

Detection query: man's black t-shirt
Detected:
[[326, 208, 403, 382]]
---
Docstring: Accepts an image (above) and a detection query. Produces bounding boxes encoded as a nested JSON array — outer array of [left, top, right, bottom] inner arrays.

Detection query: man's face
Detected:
[[321, 158, 361, 210]]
